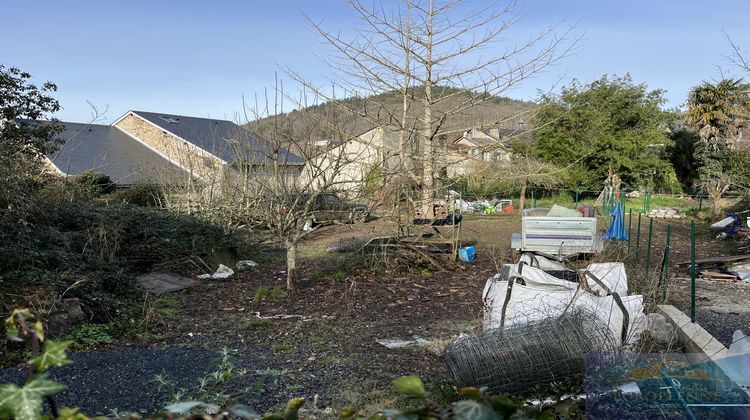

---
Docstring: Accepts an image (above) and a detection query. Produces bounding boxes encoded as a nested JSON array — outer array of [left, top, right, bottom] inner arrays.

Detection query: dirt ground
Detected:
[[5, 213, 749, 415]]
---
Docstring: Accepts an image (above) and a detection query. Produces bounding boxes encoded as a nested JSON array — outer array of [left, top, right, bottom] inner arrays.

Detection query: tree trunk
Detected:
[[420, 1, 435, 219], [519, 180, 527, 211], [286, 241, 298, 291]]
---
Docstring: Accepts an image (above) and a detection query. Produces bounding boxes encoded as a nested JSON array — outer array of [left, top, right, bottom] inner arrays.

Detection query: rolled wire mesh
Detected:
[[443, 309, 618, 395]]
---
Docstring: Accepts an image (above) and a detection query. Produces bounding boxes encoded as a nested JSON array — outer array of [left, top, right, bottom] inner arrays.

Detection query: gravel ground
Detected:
[[0, 347, 219, 416]]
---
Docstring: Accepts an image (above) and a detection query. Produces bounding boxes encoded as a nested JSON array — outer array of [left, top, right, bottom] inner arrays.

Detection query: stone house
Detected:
[[47, 110, 303, 186]]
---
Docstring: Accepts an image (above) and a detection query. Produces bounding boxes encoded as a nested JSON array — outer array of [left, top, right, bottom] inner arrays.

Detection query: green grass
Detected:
[[246, 318, 271, 329], [272, 343, 294, 353]]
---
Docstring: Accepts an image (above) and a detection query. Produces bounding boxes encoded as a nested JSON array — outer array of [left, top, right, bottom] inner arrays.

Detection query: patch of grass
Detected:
[[253, 285, 270, 301], [269, 286, 287, 300], [254, 286, 287, 301], [140, 294, 181, 331], [272, 343, 294, 353], [246, 318, 271, 329], [332, 379, 400, 416], [66, 323, 115, 348], [333, 269, 348, 281]]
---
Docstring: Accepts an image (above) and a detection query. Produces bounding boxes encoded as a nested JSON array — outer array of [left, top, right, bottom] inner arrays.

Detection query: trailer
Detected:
[[511, 207, 603, 256]]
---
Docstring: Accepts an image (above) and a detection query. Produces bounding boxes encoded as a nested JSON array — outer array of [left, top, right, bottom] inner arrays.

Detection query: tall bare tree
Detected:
[[290, 0, 576, 217], [194, 84, 378, 291]]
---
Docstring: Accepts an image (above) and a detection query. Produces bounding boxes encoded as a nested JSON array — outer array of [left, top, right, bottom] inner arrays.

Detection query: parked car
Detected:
[[303, 193, 369, 227], [262, 192, 369, 229]]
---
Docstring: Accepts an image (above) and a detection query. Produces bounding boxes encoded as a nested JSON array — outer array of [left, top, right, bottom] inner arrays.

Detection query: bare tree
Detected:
[[195, 83, 378, 291], [288, 0, 576, 217]]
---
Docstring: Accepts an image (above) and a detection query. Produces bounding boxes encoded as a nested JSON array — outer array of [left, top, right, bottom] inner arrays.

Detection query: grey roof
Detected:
[[130, 111, 304, 165], [48, 122, 192, 185]]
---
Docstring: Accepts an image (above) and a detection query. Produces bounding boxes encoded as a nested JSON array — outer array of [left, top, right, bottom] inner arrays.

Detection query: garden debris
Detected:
[[648, 207, 685, 219], [483, 258, 645, 347], [444, 310, 617, 395], [376, 336, 430, 349], [626, 190, 641, 198], [676, 253, 750, 282], [710, 214, 742, 239], [643, 313, 675, 343], [728, 262, 750, 282], [676, 253, 750, 267], [137, 272, 198, 294], [546, 204, 583, 217], [235, 259, 258, 271], [252, 311, 313, 322], [197, 264, 234, 280]]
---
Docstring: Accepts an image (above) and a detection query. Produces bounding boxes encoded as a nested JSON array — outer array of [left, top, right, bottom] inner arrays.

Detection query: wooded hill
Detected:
[[246, 86, 533, 141]]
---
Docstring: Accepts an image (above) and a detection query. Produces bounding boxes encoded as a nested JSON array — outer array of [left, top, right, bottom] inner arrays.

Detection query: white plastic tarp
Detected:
[[584, 262, 628, 296], [482, 264, 644, 347], [519, 253, 568, 272]]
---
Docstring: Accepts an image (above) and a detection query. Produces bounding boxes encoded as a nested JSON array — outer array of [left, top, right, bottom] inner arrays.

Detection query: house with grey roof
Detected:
[[48, 122, 191, 185], [46, 110, 304, 185]]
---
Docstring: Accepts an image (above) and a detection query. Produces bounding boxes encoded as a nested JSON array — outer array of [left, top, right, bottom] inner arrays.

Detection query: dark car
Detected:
[[304, 193, 369, 226]]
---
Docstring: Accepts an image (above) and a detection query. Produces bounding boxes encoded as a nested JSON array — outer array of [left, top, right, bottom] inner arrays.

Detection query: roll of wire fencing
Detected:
[[443, 310, 618, 395]]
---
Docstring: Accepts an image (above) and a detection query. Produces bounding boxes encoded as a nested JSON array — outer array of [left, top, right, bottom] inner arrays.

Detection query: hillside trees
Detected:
[[533, 74, 679, 192], [686, 78, 750, 214], [0, 65, 62, 210], [291, 0, 575, 217]]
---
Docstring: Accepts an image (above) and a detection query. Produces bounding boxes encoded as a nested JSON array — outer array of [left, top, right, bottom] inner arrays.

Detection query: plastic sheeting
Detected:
[[482, 262, 644, 347], [603, 203, 628, 241], [584, 262, 628, 296]]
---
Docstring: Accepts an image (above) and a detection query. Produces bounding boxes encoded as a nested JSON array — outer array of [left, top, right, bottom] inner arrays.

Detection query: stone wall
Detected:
[[115, 113, 224, 181]]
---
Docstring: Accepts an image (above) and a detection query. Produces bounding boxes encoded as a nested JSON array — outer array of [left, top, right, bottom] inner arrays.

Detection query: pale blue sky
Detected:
[[4, 0, 750, 123]]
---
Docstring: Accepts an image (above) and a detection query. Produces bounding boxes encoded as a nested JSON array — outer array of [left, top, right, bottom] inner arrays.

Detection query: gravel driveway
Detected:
[[0, 347, 219, 416]]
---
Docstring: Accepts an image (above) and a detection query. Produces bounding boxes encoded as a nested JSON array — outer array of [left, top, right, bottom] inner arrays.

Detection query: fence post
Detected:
[[532, 190, 536, 208], [661, 224, 671, 301], [636, 212, 642, 259], [645, 217, 654, 280], [575, 187, 580, 206], [690, 221, 696, 322], [628, 209, 633, 249]]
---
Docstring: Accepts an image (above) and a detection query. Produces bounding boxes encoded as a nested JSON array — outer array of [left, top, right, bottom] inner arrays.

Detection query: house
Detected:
[[446, 127, 531, 177], [302, 126, 405, 195], [47, 111, 304, 185], [47, 122, 191, 185]]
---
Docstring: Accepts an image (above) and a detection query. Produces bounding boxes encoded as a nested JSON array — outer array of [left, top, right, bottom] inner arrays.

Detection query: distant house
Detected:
[[46, 111, 304, 185], [446, 127, 530, 177]]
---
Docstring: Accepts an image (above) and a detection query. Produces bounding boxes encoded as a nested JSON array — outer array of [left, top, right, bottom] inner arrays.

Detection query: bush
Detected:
[[113, 180, 163, 207], [73, 171, 115, 195]]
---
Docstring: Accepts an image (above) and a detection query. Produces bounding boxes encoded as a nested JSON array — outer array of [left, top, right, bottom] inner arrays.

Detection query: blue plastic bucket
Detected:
[[458, 246, 475, 262]]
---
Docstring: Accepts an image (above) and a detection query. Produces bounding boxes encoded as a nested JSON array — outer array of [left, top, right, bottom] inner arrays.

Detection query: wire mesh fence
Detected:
[[443, 309, 619, 395]]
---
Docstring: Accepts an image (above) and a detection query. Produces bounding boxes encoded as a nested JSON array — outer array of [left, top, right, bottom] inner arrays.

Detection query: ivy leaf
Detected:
[[452, 400, 501, 420], [31, 340, 72, 372], [4, 309, 33, 342], [283, 397, 305, 420], [0, 376, 67, 420], [392, 375, 426, 398], [57, 406, 89, 420]]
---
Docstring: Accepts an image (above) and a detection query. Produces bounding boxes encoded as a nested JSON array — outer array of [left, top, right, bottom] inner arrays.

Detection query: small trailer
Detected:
[[511, 207, 603, 256]]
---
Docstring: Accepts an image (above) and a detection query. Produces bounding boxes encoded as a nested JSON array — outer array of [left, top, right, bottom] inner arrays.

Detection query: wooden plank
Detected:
[[699, 271, 738, 279], [404, 244, 448, 272], [675, 254, 750, 267]]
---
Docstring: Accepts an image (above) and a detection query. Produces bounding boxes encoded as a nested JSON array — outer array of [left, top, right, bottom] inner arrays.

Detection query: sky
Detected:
[[4, 0, 750, 123]]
